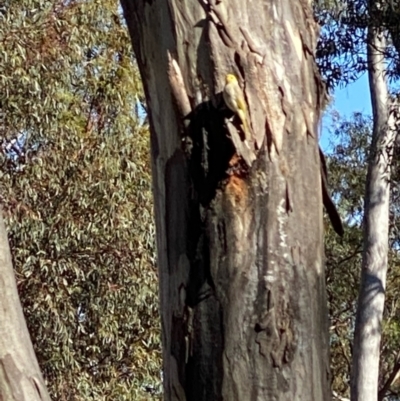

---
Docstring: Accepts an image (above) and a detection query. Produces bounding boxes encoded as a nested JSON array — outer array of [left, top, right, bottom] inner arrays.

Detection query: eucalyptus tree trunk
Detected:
[[0, 215, 51, 401], [351, 23, 395, 401], [121, 0, 331, 399]]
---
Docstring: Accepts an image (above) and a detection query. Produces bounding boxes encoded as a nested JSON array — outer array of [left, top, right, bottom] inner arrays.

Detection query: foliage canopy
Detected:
[[0, 1, 161, 400]]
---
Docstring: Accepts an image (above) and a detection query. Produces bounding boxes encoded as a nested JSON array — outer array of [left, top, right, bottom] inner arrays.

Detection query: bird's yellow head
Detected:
[[225, 74, 238, 84]]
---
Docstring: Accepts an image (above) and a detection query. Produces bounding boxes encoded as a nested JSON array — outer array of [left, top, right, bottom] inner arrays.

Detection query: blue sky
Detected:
[[333, 73, 371, 117], [321, 73, 371, 150]]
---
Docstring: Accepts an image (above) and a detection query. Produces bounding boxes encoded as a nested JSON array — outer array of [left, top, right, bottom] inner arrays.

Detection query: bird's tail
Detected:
[[238, 109, 252, 141]]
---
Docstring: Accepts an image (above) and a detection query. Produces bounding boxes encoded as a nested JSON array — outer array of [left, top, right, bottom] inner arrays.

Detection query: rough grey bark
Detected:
[[0, 213, 51, 401], [121, 0, 331, 400], [350, 25, 395, 401]]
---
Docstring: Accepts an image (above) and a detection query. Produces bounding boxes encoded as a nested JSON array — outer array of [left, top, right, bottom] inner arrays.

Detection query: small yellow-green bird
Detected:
[[223, 74, 252, 141]]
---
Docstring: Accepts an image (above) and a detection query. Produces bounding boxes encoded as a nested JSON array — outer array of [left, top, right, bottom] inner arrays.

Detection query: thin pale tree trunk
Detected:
[[351, 24, 395, 401], [121, 0, 331, 399], [0, 213, 51, 401]]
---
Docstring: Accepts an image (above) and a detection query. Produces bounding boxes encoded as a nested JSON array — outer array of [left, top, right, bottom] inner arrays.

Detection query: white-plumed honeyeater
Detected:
[[223, 74, 251, 140]]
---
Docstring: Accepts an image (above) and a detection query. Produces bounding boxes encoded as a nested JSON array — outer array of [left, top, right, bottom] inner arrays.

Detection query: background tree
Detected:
[[314, 1, 400, 399], [0, 1, 162, 400], [323, 110, 400, 400], [0, 213, 51, 400], [350, 19, 394, 401]]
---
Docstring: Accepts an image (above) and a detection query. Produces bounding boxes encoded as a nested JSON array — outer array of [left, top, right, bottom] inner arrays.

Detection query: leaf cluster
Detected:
[[314, 0, 400, 89], [0, 1, 161, 400]]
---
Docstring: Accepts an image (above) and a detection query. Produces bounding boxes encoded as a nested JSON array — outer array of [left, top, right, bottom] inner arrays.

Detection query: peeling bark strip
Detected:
[[121, 0, 330, 400]]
